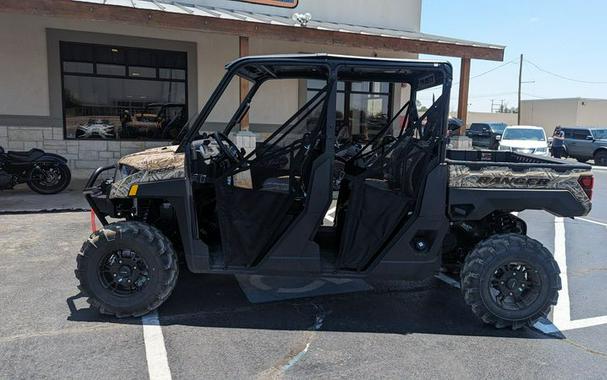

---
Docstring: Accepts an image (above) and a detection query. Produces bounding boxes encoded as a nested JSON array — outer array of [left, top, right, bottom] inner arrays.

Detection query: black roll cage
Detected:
[[178, 55, 453, 161]]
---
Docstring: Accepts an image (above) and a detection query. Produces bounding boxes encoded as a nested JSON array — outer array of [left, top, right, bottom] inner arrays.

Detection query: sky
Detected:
[[418, 0, 607, 112]]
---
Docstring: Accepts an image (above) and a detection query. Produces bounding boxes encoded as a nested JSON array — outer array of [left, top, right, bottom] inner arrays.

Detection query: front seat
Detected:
[[261, 144, 322, 194]]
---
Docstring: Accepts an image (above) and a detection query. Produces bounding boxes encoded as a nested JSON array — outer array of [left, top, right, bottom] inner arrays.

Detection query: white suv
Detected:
[[498, 126, 548, 156]]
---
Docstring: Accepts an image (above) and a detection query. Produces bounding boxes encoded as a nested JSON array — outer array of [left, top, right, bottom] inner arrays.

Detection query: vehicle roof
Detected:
[[504, 125, 544, 130], [227, 53, 451, 69], [560, 126, 607, 130], [226, 54, 452, 89]]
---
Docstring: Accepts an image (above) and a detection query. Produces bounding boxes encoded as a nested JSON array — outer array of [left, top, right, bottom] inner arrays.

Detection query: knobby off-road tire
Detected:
[[461, 233, 561, 330], [75, 221, 178, 318]]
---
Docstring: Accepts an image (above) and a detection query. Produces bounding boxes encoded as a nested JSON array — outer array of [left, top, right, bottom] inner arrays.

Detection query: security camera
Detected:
[[292, 12, 312, 27]]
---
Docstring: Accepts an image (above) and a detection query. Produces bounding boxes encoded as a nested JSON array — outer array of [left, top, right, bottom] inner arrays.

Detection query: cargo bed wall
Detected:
[[446, 151, 592, 220]]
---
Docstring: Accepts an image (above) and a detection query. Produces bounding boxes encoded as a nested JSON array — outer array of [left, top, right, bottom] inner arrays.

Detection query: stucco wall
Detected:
[[520, 99, 579, 136], [576, 99, 607, 127], [450, 112, 518, 126], [192, 0, 422, 31], [0, 11, 417, 178]]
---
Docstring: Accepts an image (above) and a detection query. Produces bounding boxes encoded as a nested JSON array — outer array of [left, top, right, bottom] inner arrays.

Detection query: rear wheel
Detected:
[[27, 162, 71, 194], [594, 150, 607, 166], [461, 234, 560, 329], [75, 221, 178, 318]]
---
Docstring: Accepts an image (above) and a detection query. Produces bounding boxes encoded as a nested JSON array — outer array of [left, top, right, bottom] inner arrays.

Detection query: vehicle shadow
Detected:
[[67, 268, 559, 340]]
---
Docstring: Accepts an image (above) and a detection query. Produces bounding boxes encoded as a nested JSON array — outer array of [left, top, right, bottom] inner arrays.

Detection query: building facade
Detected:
[[0, 0, 503, 178], [521, 98, 607, 136]]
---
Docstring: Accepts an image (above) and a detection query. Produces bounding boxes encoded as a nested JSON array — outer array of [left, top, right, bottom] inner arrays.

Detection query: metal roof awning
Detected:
[[1, 0, 505, 61]]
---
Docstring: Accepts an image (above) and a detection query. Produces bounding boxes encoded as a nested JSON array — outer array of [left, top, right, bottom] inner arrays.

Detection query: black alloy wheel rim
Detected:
[[489, 262, 542, 312], [99, 249, 151, 296], [32, 165, 63, 188]]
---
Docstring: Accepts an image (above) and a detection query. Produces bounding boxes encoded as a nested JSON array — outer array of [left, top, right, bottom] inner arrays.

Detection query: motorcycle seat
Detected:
[[7, 148, 45, 161]]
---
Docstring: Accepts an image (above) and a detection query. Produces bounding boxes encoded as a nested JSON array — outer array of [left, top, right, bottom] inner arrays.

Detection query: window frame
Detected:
[[572, 129, 591, 140], [59, 41, 189, 141]]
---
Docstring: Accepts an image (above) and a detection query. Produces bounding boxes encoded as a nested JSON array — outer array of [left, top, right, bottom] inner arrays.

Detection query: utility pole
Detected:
[[517, 53, 523, 124]]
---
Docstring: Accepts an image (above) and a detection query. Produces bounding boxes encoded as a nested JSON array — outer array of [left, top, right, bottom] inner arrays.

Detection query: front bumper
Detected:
[[83, 165, 117, 225]]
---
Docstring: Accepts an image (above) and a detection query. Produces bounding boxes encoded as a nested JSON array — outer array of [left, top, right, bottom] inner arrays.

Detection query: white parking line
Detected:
[[538, 217, 607, 333], [142, 311, 172, 380], [552, 217, 570, 327], [576, 217, 607, 228]]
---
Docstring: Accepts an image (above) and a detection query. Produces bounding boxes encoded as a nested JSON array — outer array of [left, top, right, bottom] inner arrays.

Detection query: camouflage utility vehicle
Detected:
[[78, 55, 594, 329]]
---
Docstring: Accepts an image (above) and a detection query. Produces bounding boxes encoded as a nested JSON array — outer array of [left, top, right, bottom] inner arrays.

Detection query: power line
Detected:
[[471, 59, 518, 80], [453, 59, 517, 85], [525, 59, 607, 84]]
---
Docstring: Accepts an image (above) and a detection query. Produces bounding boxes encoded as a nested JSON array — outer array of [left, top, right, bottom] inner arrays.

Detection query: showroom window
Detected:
[[307, 80, 393, 142], [60, 42, 188, 140]]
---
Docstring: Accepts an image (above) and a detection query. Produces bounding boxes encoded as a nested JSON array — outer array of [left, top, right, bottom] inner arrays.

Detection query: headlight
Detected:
[[115, 164, 139, 180], [535, 148, 547, 154], [498, 145, 511, 151]]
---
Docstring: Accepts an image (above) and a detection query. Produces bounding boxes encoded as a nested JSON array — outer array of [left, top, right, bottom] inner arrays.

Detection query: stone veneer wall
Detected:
[[0, 126, 258, 179], [0, 125, 168, 179]]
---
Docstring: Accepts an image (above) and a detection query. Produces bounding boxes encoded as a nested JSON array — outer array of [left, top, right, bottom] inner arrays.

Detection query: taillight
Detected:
[[578, 175, 594, 200]]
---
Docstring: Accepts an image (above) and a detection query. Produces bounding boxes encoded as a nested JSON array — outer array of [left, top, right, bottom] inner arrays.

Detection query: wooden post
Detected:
[[457, 57, 471, 135], [239, 36, 250, 131]]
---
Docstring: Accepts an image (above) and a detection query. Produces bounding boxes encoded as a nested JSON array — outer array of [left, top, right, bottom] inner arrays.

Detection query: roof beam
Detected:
[[0, 0, 504, 61]]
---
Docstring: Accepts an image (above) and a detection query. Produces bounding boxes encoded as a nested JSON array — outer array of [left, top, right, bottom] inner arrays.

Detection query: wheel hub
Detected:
[[99, 249, 150, 296], [489, 262, 540, 311]]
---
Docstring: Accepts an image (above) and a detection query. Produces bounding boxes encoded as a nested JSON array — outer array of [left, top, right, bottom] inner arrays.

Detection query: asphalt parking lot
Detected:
[[1, 168, 607, 379]]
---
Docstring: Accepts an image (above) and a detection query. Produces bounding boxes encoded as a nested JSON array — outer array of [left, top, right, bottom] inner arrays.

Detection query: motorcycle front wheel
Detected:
[[27, 162, 71, 194]]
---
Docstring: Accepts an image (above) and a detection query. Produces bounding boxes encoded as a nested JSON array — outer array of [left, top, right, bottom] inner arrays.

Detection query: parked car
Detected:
[[498, 126, 549, 156], [466, 122, 507, 150], [77, 54, 594, 330], [560, 126, 607, 165]]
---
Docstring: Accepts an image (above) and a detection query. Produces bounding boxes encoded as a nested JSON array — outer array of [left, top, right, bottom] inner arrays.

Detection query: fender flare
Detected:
[[34, 152, 68, 164]]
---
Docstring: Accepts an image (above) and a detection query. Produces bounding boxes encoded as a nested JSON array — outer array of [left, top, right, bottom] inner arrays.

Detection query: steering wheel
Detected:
[[212, 132, 245, 165]]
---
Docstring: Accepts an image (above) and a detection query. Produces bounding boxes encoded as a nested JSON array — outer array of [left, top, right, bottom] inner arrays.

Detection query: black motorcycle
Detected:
[[0, 147, 71, 194]]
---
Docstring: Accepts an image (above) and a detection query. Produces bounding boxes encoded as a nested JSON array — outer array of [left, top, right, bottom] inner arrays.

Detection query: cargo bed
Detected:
[[446, 150, 593, 220]]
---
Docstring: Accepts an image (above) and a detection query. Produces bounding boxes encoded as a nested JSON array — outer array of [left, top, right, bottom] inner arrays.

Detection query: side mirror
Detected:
[[586, 136, 595, 141], [495, 135, 502, 141], [448, 118, 464, 132]]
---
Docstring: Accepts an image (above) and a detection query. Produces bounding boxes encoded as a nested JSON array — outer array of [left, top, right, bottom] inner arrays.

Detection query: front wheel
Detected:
[[27, 162, 71, 194], [461, 234, 561, 329], [594, 151, 607, 166], [75, 221, 179, 318]]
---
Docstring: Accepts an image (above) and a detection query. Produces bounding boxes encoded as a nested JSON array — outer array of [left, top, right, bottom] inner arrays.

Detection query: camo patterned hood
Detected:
[[118, 145, 184, 171], [109, 145, 185, 198]]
